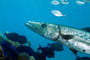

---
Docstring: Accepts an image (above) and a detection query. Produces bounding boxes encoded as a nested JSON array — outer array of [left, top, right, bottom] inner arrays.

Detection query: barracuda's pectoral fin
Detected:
[[61, 34, 74, 40], [81, 27, 90, 32], [70, 48, 77, 55]]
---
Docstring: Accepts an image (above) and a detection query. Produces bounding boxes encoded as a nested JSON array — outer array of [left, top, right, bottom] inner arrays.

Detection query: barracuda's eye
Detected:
[[41, 24, 47, 28]]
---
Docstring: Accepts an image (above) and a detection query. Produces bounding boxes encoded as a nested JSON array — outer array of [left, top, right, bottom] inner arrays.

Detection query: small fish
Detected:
[[1, 41, 18, 60], [75, 56, 90, 60], [34, 52, 46, 60], [51, 10, 65, 17], [38, 44, 55, 58], [4, 32, 19, 42], [18, 35, 27, 44], [61, 0, 70, 4], [76, 1, 85, 5], [17, 45, 34, 56], [47, 43, 64, 51], [5, 32, 27, 44], [50, 0, 60, 5]]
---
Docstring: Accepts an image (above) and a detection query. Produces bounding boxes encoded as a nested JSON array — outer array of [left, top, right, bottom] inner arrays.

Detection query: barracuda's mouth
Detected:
[[25, 21, 43, 35], [25, 21, 37, 28], [25, 23, 32, 28]]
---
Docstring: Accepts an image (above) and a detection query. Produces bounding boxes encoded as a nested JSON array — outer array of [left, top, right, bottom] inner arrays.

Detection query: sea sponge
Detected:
[[29, 56, 35, 60], [14, 42, 20, 48], [7, 39, 20, 48], [17, 52, 30, 60]]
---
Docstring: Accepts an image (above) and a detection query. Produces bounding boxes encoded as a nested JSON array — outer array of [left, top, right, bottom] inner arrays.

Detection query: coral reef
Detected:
[[17, 52, 30, 60], [0, 46, 4, 60]]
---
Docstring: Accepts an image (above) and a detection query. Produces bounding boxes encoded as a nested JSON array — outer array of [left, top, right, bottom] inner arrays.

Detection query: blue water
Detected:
[[0, 0, 90, 60]]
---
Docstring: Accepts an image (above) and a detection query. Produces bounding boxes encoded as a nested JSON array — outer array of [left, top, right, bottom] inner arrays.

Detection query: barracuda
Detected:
[[25, 21, 90, 55]]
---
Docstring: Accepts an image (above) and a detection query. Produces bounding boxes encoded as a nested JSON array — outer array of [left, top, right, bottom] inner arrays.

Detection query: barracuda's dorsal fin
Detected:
[[70, 48, 77, 55], [61, 34, 74, 40], [81, 27, 90, 32]]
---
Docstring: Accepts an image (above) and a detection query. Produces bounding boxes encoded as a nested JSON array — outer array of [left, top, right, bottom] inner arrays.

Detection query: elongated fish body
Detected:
[[25, 21, 90, 55], [56, 25, 90, 54]]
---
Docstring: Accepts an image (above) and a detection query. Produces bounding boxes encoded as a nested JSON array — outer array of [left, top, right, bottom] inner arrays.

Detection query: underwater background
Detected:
[[0, 0, 90, 60]]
